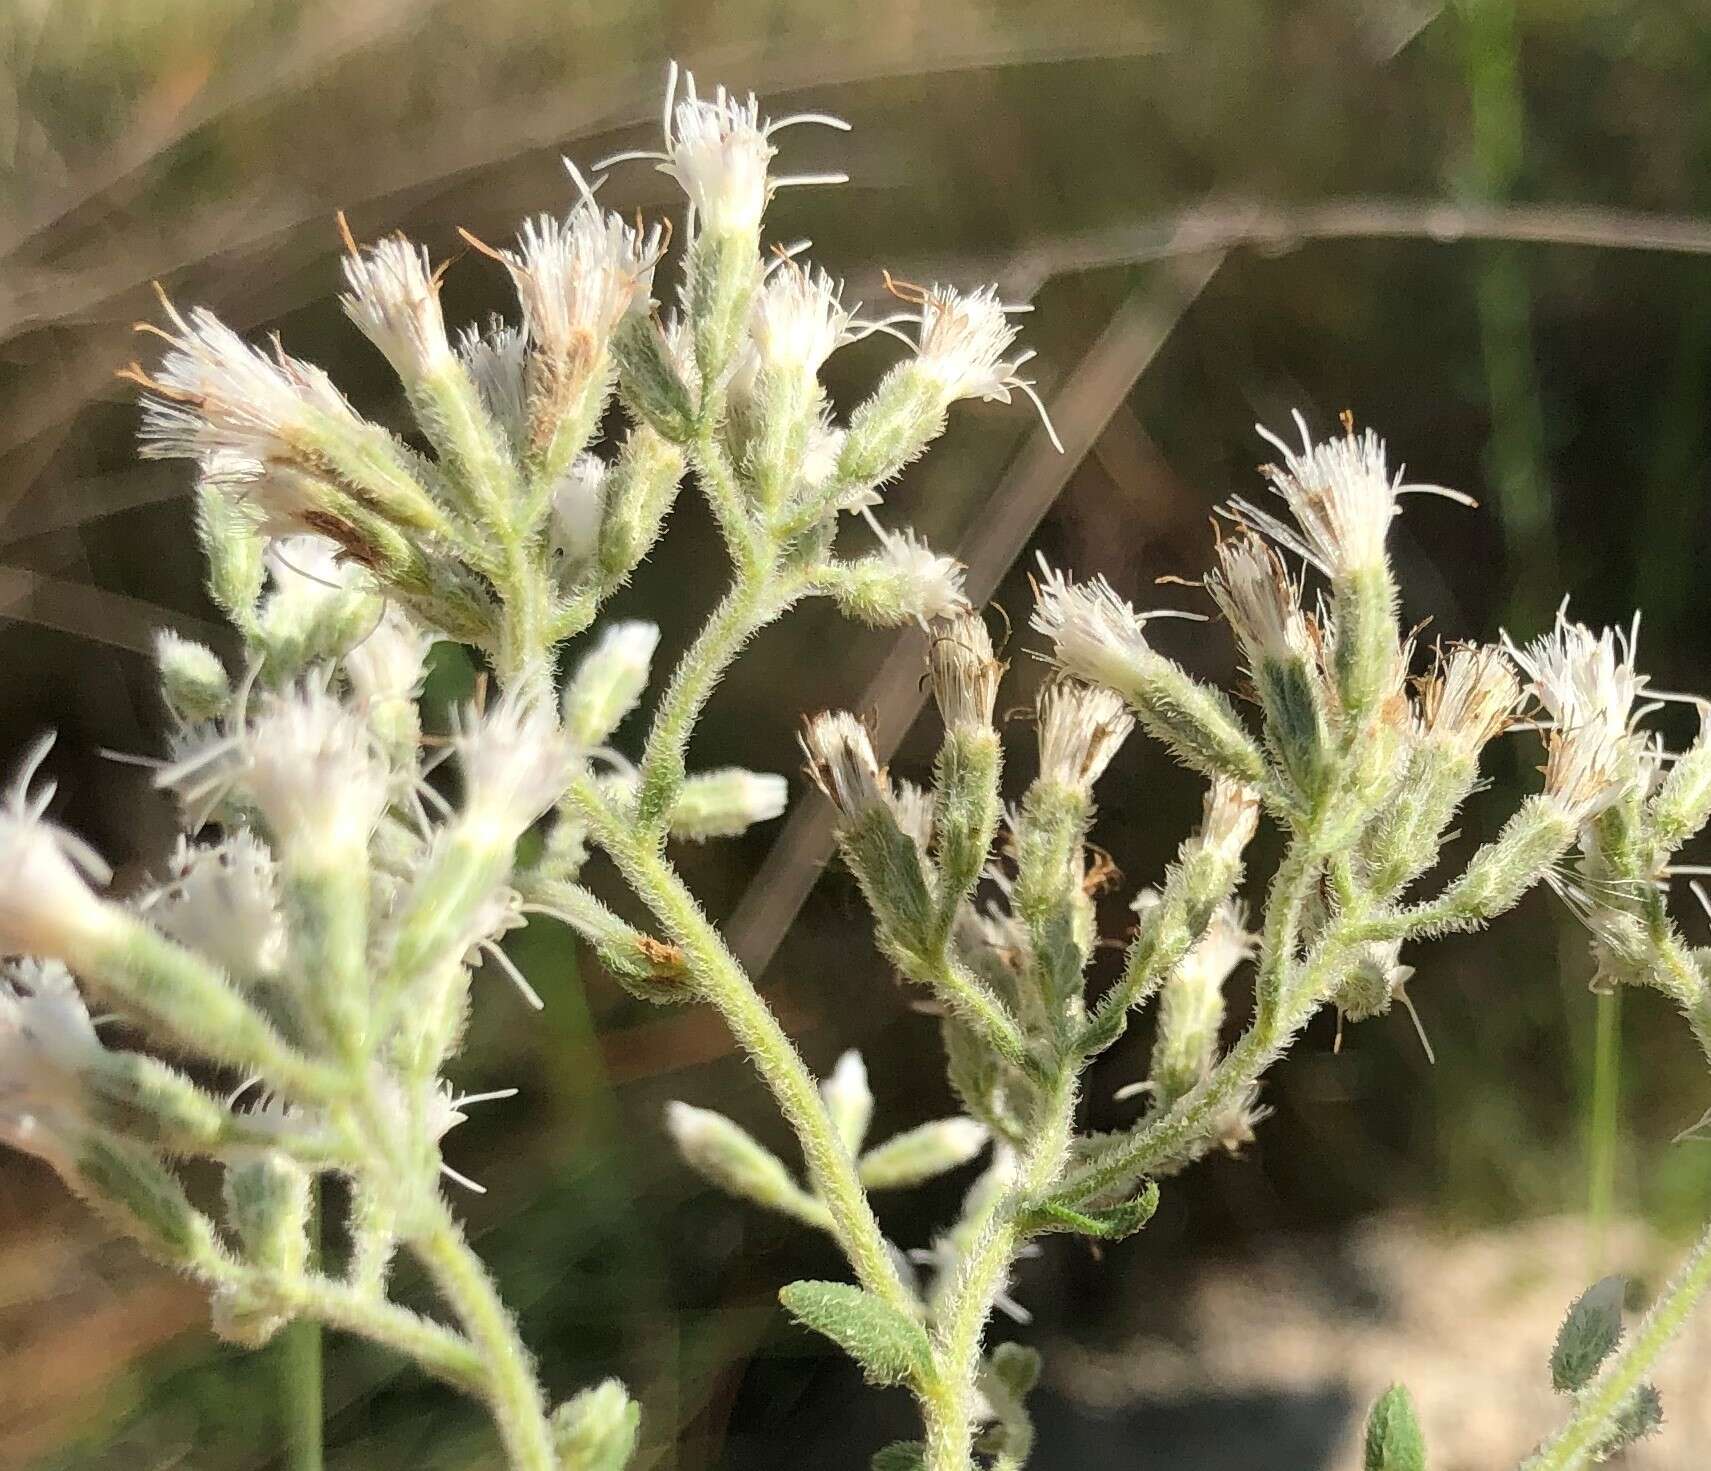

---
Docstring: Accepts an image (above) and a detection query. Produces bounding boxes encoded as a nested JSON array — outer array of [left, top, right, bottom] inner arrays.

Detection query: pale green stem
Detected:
[[570, 779, 916, 1317], [1521, 1214, 1711, 1470], [281, 1181, 324, 1471], [921, 1069, 1080, 1471], [1586, 989, 1622, 1271], [409, 1197, 556, 1471]]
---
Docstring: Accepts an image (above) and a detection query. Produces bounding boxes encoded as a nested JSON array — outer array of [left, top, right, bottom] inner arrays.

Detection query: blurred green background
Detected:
[[4, 0, 1711, 1466]]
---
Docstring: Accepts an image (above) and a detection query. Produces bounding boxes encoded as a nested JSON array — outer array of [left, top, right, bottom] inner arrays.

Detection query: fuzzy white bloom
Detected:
[[750, 262, 856, 377], [858, 1116, 991, 1191], [1031, 555, 1193, 694], [1037, 682, 1135, 792], [339, 231, 452, 381], [800, 414, 848, 494], [800, 712, 890, 820], [140, 832, 286, 982], [157, 681, 389, 852], [1417, 644, 1520, 753], [602, 63, 850, 237], [498, 203, 663, 361], [1232, 411, 1473, 578], [894, 280, 1062, 450], [1508, 609, 1647, 741], [871, 524, 969, 625], [0, 738, 120, 961], [549, 453, 608, 568], [133, 298, 365, 471], [1542, 725, 1635, 826], [453, 695, 579, 844], [562, 621, 659, 748], [1206, 531, 1313, 666], [1174, 897, 1254, 993], [344, 606, 435, 709], [819, 1050, 873, 1155], [456, 316, 529, 441], [0, 961, 102, 1174], [266, 534, 363, 601]]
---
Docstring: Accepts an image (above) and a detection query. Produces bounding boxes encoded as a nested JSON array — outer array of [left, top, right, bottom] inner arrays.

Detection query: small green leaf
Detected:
[[1363, 1383, 1426, 1471], [1020, 1182, 1159, 1240], [778, 1280, 935, 1388], [1551, 1276, 1626, 1393], [990, 1341, 1043, 1398], [1595, 1381, 1663, 1457], [870, 1443, 925, 1471]]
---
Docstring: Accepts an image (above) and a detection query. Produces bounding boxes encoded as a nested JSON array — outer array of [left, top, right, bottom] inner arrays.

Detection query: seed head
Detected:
[[800, 712, 890, 821], [929, 614, 1004, 733]]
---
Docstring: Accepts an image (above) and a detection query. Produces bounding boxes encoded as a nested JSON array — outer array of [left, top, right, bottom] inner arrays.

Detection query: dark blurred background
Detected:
[[5, 1, 1711, 1467]]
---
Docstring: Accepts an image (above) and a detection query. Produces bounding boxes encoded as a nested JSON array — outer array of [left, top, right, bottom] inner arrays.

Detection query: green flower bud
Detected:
[[155, 631, 231, 725], [551, 1379, 641, 1471], [669, 768, 788, 840], [1362, 1383, 1426, 1471], [857, 1117, 989, 1191], [1551, 1276, 1626, 1393], [665, 1102, 828, 1227], [819, 1050, 874, 1155], [563, 622, 658, 748], [223, 1151, 312, 1276]]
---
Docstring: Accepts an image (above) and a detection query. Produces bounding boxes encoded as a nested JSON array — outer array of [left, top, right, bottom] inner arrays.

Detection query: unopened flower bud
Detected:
[[223, 1150, 312, 1276], [669, 768, 788, 840], [665, 1101, 825, 1225], [819, 1050, 873, 1155], [832, 525, 969, 628], [1551, 1276, 1626, 1392], [1037, 682, 1133, 793], [1149, 900, 1251, 1105], [155, 630, 230, 726], [550, 1379, 641, 1471], [563, 621, 659, 748], [857, 1116, 990, 1191], [1334, 939, 1415, 1024]]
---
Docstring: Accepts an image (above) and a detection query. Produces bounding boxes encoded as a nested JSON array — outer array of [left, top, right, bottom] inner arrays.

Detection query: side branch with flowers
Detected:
[[2, 60, 1710, 1471]]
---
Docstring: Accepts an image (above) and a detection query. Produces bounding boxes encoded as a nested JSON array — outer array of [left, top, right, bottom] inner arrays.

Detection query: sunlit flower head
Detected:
[[871, 523, 969, 626], [1416, 643, 1520, 754], [1205, 529, 1313, 668], [1230, 411, 1474, 578], [1031, 555, 1201, 695], [0, 737, 119, 962], [452, 694, 580, 845], [1037, 681, 1134, 792], [599, 62, 850, 237], [0, 960, 102, 1176], [750, 260, 858, 377], [140, 831, 286, 982], [338, 226, 452, 381]]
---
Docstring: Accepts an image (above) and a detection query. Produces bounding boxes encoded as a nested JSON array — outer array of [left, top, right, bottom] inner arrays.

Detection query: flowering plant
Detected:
[[4, 61, 1711, 1471]]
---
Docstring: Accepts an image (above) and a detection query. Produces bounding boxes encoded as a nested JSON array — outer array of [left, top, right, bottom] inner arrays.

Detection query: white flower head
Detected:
[[891, 779, 937, 856], [549, 452, 609, 568], [750, 261, 857, 377], [0, 737, 119, 962], [157, 679, 389, 851], [1206, 530, 1313, 667], [800, 413, 849, 495], [453, 695, 579, 845], [266, 533, 364, 602], [1178, 898, 1255, 995], [131, 293, 363, 473], [139, 831, 285, 982], [1542, 724, 1635, 827], [1507, 607, 1648, 741], [1037, 681, 1135, 792], [0, 960, 102, 1175], [456, 316, 529, 442], [929, 613, 1003, 733], [1031, 554, 1200, 694], [495, 195, 664, 363], [337, 225, 452, 381], [1416, 643, 1520, 754], [344, 606, 435, 709], [800, 712, 890, 821], [888, 278, 1063, 451], [601, 62, 850, 237], [1232, 410, 1474, 578], [871, 522, 969, 626]]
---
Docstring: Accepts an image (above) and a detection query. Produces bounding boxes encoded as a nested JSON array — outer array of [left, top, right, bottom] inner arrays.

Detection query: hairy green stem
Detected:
[[1522, 1215, 1711, 1470], [572, 779, 916, 1317], [921, 1069, 1079, 1471], [410, 1198, 556, 1471]]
